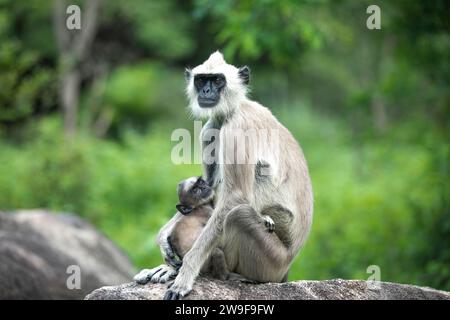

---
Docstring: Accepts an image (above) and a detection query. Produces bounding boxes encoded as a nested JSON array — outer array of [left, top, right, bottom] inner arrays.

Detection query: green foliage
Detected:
[[0, 119, 88, 212], [106, 0, 194, 60], [193, 0, 328, 66], [0, 4, 55, 122], [102, 62, 186, 126], [277, 107, 449, 288]]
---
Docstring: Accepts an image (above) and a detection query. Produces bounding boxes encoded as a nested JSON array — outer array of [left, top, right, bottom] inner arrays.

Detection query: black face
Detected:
[[194, 73, 226, 108], [177, 177, 213, 211], [189, 177, 213, 200]]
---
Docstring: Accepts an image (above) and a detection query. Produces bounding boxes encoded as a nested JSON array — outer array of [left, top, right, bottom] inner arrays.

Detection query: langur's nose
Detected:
[[202, 87, 210, 94]]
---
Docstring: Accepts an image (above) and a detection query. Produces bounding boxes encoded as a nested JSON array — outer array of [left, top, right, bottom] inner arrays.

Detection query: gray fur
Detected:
[[142, 52, 313, 300]]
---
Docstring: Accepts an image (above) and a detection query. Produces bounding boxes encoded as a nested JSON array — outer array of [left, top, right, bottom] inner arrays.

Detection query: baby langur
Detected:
[[134, 176, 231, 284], [169, 176, 228, 279]]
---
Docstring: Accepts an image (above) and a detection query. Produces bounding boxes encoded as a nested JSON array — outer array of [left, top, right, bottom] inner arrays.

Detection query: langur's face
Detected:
[[176, 177, 214, 214], [185, 51, 250, 119], [193, 73, 226, 108]]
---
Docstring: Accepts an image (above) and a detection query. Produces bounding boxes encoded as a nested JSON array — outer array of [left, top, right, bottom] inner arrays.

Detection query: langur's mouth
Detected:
[[198, 98, 218, 108]]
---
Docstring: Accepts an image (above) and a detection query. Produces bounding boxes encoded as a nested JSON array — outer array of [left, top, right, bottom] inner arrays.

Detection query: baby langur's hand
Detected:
[[262, 215, 275, 233], [161, 237, 182, 269], [164, 250, 182, 270]]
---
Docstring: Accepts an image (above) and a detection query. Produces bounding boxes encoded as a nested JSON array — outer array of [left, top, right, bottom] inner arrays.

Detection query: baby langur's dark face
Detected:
[[176, 177, 214, 215]]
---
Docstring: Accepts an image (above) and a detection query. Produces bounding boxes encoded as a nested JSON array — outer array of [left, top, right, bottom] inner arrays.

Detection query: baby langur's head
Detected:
[[176, 176, 214, 215]]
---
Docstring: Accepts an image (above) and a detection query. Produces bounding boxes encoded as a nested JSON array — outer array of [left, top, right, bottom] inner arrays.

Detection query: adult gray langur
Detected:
[[135, 51, 313, 300]]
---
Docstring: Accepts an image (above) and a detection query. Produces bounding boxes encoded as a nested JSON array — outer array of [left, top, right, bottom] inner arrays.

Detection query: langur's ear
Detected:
[[184, 68, 191, 82], [238, 66, 250, 85], [176, 204, 194, 215]]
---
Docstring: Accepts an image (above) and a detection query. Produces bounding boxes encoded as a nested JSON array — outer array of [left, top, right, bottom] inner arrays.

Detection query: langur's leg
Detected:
[[227, 272, 259, 283], [202, 248, 228, 280], [223, 204, 291, 283], [202, 247, 257, 282]]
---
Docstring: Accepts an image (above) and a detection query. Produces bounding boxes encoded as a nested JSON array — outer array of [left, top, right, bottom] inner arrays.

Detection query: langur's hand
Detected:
[[160, 236, 182, 269], [163, 278, 193, 300], [134, 264, 178, 284]]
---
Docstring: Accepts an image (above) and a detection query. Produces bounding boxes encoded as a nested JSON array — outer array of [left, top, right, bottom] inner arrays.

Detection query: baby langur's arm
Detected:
[[134, 213, 183, 285], [157, 212, 184, 268]]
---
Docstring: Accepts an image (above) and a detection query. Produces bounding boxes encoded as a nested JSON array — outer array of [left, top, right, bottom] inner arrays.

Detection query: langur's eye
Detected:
[[214, 77, 224, 86], [194, 78, 204, 87]]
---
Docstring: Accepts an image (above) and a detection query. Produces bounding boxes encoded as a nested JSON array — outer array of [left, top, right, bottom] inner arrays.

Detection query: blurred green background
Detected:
[[0, 0, 448, 290]]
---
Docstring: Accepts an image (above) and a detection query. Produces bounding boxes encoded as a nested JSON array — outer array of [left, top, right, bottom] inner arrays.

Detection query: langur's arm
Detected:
[[157, 212, 184, 268], [165, 159, 256, 299]]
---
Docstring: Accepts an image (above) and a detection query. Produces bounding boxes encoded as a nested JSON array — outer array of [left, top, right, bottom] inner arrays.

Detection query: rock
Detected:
[[85, 278, 450, 300], [0, 210, 135, 299]]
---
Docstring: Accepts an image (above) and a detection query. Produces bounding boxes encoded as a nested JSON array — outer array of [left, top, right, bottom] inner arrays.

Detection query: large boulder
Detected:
[[85, 278, 450, 300], [0, 210, 135, 299]]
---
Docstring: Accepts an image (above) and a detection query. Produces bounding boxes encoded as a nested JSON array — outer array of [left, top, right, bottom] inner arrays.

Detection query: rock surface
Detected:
[[0, 210, 135, 299], [85, 277, 450, 300]]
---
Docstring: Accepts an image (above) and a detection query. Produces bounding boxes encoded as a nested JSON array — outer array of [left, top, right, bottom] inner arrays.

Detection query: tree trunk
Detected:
[[370, 36, 395, 134], [371, 92, 387, 134], [61, 69, 80, 137], [53, 0, 101, 138]]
